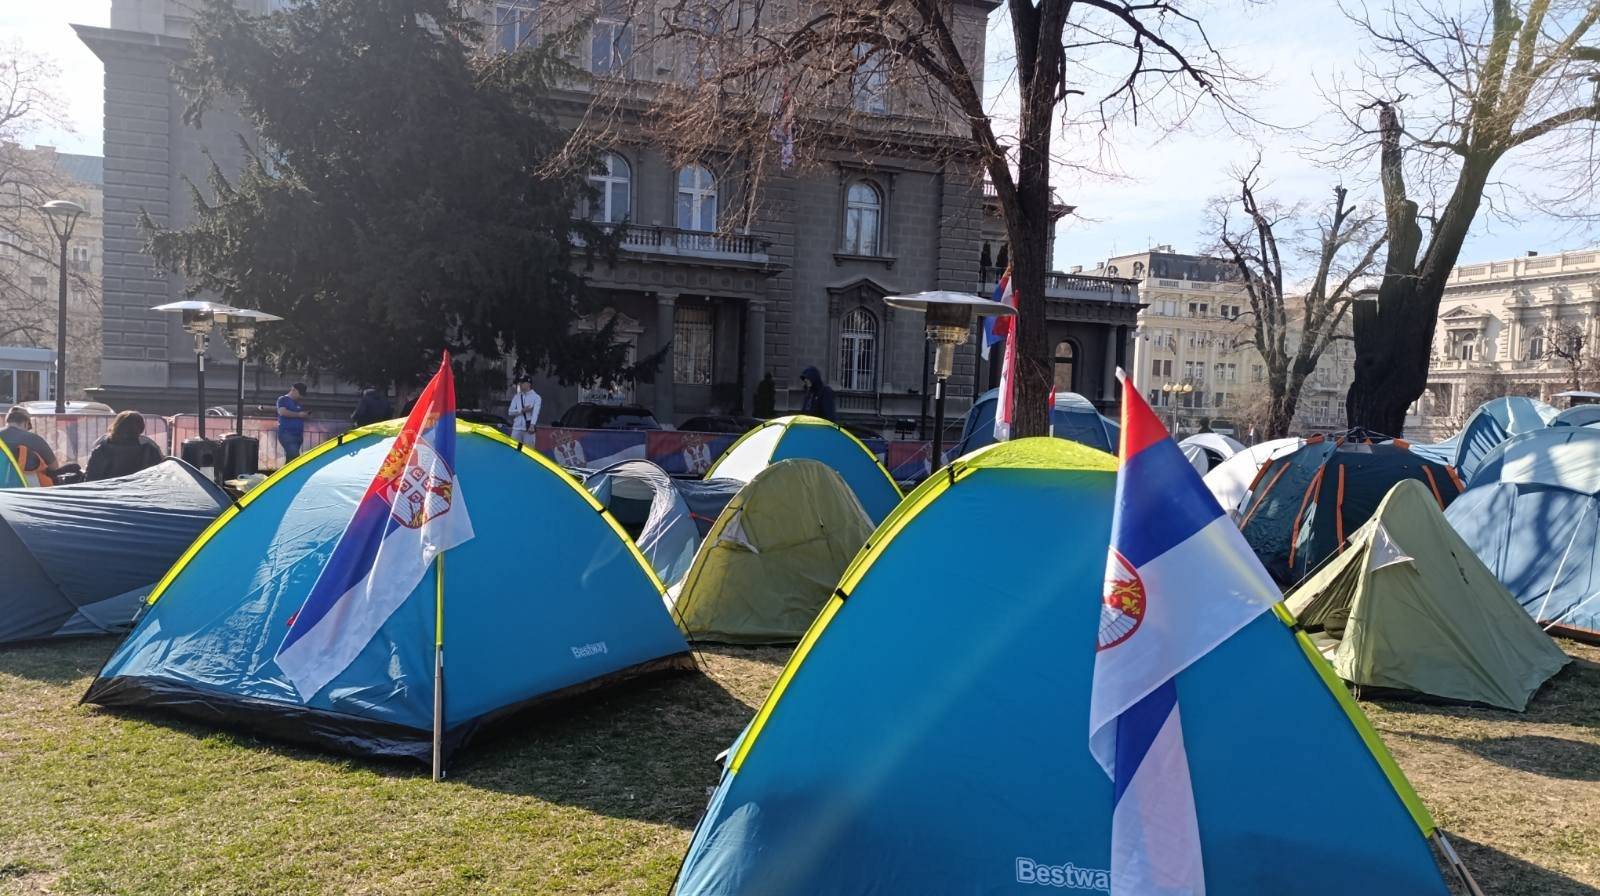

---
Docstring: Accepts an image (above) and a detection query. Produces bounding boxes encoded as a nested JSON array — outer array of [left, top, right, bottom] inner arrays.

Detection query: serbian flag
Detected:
[[275, 354, 475, 701], [980, 268, 1014, 360], [1088, 369, 1280, 895]]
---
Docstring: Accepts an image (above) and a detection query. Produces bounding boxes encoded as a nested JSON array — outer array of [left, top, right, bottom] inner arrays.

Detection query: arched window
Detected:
[[676, 164, 717, 232], [851, 44, 889, 114], [588, 152, 631, 224], [838, 308, 878, 392], [842, 181, 883, 256], [1132, 261, 1145, 278], [1527, 327, 1546, 360], [1052, 340, 1076, 393]]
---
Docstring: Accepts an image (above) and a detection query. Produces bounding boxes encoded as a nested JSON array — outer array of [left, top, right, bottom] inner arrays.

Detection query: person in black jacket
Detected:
[[800, 366, 837, 422], [351, 387, 393, 429], [86, 411, 164, 481]]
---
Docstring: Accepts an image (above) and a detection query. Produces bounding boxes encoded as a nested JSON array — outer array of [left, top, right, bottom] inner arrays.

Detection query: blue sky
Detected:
[[11, 0, 1595, 273]]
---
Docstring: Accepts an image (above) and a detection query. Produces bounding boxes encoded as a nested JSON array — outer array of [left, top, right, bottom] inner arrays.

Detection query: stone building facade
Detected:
[[1407, 247, 1600, 441], [78, 0, 1137, 431], [0, 147, 104, 405], [1118, 247, 1354, 439]]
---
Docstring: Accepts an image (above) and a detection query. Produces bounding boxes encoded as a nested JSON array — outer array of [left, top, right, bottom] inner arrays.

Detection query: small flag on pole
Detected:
[[275, 354, 475, 701], [991, 268, 1018, 442], [1088, 369, 1281, 895], [981, 268, 1014, 361], [770, 82, 796, 170]]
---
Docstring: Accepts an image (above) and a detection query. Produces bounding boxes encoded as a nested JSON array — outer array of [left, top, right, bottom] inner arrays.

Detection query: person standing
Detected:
[[276, 382, 310, 462], [800, 366, 837, 422], [350, 387, 393, 429], [508, 375, 542, 446], [1, 406, 59, 485], [86, 411, 164, 480]]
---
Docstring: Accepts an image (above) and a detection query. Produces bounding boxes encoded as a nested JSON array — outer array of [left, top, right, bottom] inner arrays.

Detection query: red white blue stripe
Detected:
[[990, 270, 1017, 441], [981, 269, 1013, 361], [1089, 369, 1281, 895], [275, 354, 475, 700]]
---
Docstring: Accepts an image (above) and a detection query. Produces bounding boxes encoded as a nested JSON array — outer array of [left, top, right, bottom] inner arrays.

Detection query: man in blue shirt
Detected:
[[276, 382, 310, 462]]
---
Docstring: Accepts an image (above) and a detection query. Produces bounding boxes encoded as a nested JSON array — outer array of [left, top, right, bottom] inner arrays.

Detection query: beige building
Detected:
[[1408, 247, 1600, 440], [1117, 247, 1354, 439], [0, 147, 103, 404]]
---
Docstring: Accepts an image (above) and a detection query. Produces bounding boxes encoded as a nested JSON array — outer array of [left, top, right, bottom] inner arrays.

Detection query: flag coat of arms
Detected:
[[989, 269, 1018, 441], [276, 355, 475, 701], [1089, 370, 1281, 895]]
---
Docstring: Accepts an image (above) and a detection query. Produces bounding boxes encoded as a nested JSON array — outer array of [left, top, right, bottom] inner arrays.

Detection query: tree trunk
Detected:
[[1348, 151, 1494, 436]]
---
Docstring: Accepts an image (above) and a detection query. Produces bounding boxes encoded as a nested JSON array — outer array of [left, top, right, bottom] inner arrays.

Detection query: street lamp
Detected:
[[1161, 380, 1195, 433], [152, 300, 240, 439], [39, 200, 86, 413], [215, 307, 282, 435], [884, 290, 1014, 472]]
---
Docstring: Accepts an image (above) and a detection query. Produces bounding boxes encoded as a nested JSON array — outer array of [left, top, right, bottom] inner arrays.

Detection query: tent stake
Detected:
[[1432, 830, 1486, 896], [432, 554, 445, 783]]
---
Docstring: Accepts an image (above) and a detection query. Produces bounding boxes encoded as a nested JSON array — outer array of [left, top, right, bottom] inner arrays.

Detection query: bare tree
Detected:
[[1210, 160, 1385, 439], [1330, 0, 1600, 434], [1544, 320, 1600, 390], [528, 0, 1239, 436], [0, 45, 100, 389]]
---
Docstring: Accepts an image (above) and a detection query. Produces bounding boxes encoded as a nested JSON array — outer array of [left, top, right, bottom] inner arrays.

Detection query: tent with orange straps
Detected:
[[1237, 432, 1465, 585]]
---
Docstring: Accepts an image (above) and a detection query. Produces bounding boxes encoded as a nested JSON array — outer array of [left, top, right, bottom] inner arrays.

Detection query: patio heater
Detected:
[[884, 290, 1014, 472], [215, 307, 283, 435], [152, 300, 241, 440]]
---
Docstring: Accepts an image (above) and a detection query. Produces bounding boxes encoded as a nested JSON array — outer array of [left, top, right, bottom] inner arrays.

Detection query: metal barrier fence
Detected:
[[29, 414, 948, 483]]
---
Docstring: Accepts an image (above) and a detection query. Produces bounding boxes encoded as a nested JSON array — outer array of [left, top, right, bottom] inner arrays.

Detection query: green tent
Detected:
[[1285, 479, 1569, 711], [669, 459, 874, 644]]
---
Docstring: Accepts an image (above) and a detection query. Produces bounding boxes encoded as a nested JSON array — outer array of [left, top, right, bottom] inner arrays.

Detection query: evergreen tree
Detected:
[[145, 0, 639, 391]]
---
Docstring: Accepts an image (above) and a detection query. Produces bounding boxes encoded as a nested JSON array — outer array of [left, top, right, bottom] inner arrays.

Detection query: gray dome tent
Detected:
[[584, 459, 739, 585], [0, 459, 229, 643]]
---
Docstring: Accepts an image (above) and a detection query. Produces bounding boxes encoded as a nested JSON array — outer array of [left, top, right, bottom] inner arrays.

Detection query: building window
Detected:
[[1151, 358, 1173, 379], [1053, 340, 1076, 392], [673, 305, 714, 385], [838, 308, 878, 392], [1220, 304, 1240, 319], [850, 44, 889, 114], [1187, 302, 1209, 317], [1527, 329, 1546, 360], [0, 369, 42, 404], [590, 0, 632, 75], [683, 3, 721, 82], [842, 181, 883, 255], [587, 151, 631, 224], [30, 276, 47, 298], [489, 0, 538, 52], [70, 245, 91, 271], [1252, 364, 1264, 382], [676, 164, 717, 232], [1132, 261, 1145, 278], [1448, 329, 1476, 361]]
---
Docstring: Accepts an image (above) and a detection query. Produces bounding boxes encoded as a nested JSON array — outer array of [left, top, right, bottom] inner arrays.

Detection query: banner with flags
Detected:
[[1089, 369, 1281, 895], [275, 354, 476, 701], [981, 267, 1014, 361]]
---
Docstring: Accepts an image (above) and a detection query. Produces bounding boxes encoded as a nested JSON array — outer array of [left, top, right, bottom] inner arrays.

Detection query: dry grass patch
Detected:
[[1, 637, 1597, 894]]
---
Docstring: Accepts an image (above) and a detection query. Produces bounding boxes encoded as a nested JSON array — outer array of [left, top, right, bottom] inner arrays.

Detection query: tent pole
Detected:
[[1534, 499, 1592, 624], [432, 554, 445, 783], [1432, 830, 1486, 896]]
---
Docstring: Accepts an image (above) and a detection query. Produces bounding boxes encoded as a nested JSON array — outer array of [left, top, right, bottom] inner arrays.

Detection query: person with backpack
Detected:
[[86, 411, 165, 481], [1, 405, 59, 486]]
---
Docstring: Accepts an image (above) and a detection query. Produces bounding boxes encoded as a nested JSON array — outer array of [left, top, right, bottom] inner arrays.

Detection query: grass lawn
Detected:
[[1, 637, 1598, 895]]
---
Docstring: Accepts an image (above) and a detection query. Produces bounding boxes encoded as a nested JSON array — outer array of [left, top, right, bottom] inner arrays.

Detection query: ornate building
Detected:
[[1119, 247, 1354, 439], [1408, 247, 1600, 441]]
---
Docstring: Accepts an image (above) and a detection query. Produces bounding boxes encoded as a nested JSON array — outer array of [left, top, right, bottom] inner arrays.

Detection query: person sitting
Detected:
[[1, 405, 59, 486], [86, 411, 165, 481]]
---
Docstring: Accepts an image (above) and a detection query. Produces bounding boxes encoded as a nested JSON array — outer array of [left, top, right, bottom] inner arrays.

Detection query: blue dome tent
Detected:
[[83, 421, 693, 763], [674, 438, 1454, 895], [949, 388, 1119, 459], [1551, 404, 1600, 428], [1454, 396, 1555, 480], [706, 415, 901, 523], [1448, 426, 1600, 639], [0, 459, 228, 644]]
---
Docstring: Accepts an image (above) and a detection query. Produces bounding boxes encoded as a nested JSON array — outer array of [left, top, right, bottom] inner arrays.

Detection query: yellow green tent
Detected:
[[1286, 479, 1568, 711], [669, 459, 873, 644]]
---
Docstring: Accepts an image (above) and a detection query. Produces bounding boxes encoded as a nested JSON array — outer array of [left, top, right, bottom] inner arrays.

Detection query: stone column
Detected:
[[1102, 325, 1117, 403], [656, 293, 677, 423], [745, 299, 767, 414]]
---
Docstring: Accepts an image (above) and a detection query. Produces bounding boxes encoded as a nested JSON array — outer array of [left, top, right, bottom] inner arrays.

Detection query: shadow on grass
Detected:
[[0, 635, 123, 685], [1447, 832, 1600, 896], [1408, 730, 1600, 781], [451, 666, 757, 830]]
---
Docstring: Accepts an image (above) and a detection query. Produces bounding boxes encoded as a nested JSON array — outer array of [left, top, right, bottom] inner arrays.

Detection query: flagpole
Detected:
[[431, 553, 445, 783]]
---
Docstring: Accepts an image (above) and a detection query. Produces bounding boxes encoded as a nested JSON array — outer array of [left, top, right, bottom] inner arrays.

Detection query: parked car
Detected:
[[555, 403, 662, 431], [456, 408, 512, 435], [677, 414, 764, 435], [20, 400, 115, 416]]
